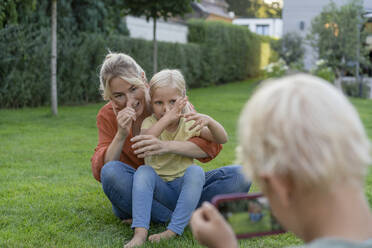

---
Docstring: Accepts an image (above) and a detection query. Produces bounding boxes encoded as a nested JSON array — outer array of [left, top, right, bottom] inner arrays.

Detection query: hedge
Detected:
[[188, 19, 261, 85], [0, 25, 203, 108], [0, 20, 261, 108]]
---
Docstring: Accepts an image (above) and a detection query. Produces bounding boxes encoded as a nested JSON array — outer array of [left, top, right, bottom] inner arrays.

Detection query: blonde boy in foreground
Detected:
[[191, 74, 372, 248]]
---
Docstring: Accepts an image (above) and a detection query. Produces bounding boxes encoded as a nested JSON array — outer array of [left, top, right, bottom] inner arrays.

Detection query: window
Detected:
[[256, 25, 269, 36], [300, 21, 305, 31]]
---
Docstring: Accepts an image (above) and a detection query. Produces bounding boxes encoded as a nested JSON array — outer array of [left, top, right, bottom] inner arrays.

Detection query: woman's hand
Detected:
[[190, 202, 238, 248], [131, 135, 170, 158], [114, 106, 136, 138], [183, 112, 212, 132]]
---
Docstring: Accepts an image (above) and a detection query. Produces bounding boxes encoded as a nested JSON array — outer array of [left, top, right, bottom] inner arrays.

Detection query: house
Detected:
[[233, 18, 283, 38], [283, 0, 372, 70]]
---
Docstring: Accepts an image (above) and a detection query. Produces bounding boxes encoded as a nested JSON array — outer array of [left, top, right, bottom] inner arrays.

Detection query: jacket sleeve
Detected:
[[91, 113, 116, 182], [188, 136, 222, 163], [186, 101, 222, 163]]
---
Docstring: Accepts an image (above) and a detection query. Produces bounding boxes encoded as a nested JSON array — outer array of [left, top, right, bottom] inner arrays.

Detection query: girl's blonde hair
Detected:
[[149, 69, 193, 113], [237, 74, 371, 191], [99, 52, 147, 100]]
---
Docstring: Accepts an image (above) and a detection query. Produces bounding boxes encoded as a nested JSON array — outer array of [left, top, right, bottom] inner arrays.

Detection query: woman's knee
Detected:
[[100, 161, 134, 192], [101, 161, 121, 184], [184, 165, 205, 185]]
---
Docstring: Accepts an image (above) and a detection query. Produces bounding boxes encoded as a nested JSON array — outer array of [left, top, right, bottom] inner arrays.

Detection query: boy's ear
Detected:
[[259, 173, 293, 208]]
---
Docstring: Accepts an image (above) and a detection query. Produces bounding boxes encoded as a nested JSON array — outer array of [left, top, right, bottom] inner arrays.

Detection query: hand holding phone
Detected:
[[212, 193, 286, 239], [190, 202, 238, 248]]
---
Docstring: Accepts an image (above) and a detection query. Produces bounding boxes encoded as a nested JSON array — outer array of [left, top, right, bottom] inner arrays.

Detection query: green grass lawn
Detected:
[[1, 79, 371, 248]]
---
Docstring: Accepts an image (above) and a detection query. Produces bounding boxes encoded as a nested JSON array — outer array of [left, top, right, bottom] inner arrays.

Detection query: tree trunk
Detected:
[[153, 16, 158, 74], [51, 0, 58, 115]]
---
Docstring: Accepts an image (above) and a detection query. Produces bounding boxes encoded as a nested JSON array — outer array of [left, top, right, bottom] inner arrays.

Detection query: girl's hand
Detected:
[[190, 202, 238, 248], [163, 97, 188, 124], [114, 106, 136, 138], [183, 112, 212, 132], [131, 135, 170, 158]]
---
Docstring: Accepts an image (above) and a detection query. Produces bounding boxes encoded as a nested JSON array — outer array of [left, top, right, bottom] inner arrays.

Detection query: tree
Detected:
[[308, 0, 369, 90], [119, 0, 194, 73], [51, 0, 57, 115], [0, 0, 37, 28], [272, 32, 305, 66]]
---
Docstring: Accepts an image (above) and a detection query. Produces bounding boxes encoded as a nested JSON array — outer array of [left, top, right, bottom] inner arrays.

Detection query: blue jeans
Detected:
[[132, 165, 205, 234], [100, 161, 251, 224]]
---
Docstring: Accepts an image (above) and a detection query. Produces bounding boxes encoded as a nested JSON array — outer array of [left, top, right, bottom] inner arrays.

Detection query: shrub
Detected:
[[271, 32, 305, 66], [1, 19, 261, 108], [188, 19, 261, 85], [310, 59, 335, 83], [342, 81, 371, 98], [263, 59, 288, 78], [0, 28, 203, 107]]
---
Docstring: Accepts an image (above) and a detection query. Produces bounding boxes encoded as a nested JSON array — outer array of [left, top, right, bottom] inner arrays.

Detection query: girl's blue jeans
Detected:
[[100, 161, 251, 229], [131, 165, 204, 234]]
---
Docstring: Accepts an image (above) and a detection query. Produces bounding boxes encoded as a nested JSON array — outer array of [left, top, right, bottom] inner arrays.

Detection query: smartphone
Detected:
[[212, 192, 286, 239]]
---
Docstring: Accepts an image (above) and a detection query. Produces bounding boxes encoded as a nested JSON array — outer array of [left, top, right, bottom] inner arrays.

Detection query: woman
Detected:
[[190, 74, 372, 248], [91, 52, 251, 246]]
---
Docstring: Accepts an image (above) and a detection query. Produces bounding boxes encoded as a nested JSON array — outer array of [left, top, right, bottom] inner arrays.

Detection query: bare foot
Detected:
[[122, 218, 133, 225], [124, 227, 148, 248], [148, 229, 177, 243]]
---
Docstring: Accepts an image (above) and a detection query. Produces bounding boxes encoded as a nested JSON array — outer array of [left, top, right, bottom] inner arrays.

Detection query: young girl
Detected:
[[125, 69, 228, 247]]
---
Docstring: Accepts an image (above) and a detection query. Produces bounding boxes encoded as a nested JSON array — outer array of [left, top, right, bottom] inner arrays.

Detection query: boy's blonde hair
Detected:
[[149, 69, 192, 113], [238, 74, 371, 190], [99, 52, 147, 100]]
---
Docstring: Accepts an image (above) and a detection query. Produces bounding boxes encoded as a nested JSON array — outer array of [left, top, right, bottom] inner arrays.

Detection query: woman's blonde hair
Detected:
[[149, 69, 193, 113], [237, 74, 371, 190], [99, 52, 147, 100]]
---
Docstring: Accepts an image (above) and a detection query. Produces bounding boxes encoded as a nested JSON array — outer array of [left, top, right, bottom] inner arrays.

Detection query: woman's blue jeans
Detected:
[[100, 161, 251, 225], [132, 165, 204, 234]]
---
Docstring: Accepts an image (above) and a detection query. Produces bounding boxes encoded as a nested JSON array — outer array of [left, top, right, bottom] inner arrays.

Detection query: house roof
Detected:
[[365, 8, 372, 19], [191, 0, 232, 19]]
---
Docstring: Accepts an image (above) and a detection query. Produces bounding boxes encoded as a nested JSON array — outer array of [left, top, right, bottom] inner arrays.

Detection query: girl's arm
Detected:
[[142, 97, 187, 137], [184, 113, 228, 144], [141, 116, 172, 137]]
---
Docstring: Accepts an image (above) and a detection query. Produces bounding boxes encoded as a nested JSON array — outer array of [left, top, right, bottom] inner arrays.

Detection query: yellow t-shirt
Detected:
[[141, 115, 201, 181]]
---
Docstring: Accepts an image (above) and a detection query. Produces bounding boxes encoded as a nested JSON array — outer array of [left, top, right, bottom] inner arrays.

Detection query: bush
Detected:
[[0, 24, 51, 108], [188, 19, 261, 85], [263, 59, 288, 78], [1, 19, 261, 108], [310, 59, 335, 83], [0, 27, 203, 107], [271, 32, 305, 66], [342, 81, 371, 98]]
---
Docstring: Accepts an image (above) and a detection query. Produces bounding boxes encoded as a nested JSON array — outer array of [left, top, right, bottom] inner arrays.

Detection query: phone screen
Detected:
[[212, 193, 285, 239]]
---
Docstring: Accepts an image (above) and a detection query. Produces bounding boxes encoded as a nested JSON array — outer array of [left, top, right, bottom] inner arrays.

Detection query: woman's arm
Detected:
[[188, 137, 222, 163], [104, 130, 128, 163], [131, 135, 209, 159], [104, 106, 136, 163]]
